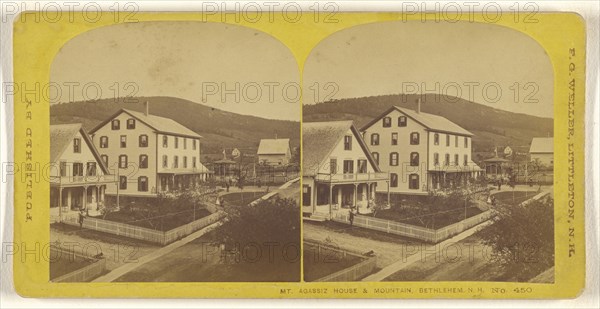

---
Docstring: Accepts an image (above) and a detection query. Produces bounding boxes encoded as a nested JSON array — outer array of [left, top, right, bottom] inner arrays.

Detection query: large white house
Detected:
[[257, 138, 291, 165], [89, 103, 211, 197], [302, 121, 388, 220], [50, 124, 116, 222], [360, 103, 481, 195], [529, 137, 554, 166]]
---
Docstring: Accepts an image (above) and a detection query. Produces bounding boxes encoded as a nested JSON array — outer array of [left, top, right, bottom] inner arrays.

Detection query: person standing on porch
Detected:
[[349, 209, 355, 226]]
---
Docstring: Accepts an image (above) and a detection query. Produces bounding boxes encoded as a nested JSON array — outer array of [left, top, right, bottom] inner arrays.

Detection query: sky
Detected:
[[303, 21, 554, 118], [50, 21, 300, 121]]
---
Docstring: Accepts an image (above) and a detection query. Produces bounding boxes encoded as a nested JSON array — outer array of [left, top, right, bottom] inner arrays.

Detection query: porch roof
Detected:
[[158, 169, 206, 175], [428, 164, 482, 173]]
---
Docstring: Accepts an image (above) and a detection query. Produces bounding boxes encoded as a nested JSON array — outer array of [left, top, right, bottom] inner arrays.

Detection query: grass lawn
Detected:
[[101, 207, 212, 231], [114, 231, 300, 282], [304, 220, 420, 246], [492, 191, 538, 206], [374, 206, 483, 229], [303, 243, 364, 282], [50, 254, 94, 280], [220, 191, 268, 206]]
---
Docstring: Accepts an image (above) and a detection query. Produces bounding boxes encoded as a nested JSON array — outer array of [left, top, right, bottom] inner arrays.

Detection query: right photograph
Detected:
[[302, 21, 555, 283]]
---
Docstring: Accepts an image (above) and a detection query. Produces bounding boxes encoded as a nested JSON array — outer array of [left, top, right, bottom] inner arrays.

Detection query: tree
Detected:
[[478, 196, 554, 281], [214, 197, 300, 248], [290, 146, 300, 164]]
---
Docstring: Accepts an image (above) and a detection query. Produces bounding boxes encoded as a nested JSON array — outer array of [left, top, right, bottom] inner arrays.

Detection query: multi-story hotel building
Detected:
[[360, 102, 481, 195], [89, 104, 211, 197]]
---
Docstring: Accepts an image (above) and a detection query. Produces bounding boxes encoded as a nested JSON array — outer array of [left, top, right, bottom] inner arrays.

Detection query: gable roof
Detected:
[[529, 137, 553, 154], [89, 109, 202, 139], [257, 138, 290, 155], [360, 106, 473, 136], [50, 123, 110, 174], [303, 121, 380, 176]]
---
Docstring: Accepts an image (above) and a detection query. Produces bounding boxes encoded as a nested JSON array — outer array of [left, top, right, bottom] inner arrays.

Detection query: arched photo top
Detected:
[[50, 21, 300, 121], [303, 20, 553, 119]]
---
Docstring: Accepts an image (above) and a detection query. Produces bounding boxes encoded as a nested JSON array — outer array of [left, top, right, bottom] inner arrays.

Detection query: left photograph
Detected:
[[48, 21, 301, 282]]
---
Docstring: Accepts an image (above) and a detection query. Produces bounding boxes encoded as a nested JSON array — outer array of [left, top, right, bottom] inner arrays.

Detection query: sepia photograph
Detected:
[[47, 21, 301, 282], [302, 21, 555, 283]]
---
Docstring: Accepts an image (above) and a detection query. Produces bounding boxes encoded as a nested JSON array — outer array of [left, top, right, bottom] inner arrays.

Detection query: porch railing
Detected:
[[315, 172, 389, 183], [50, 175, 115, 185]]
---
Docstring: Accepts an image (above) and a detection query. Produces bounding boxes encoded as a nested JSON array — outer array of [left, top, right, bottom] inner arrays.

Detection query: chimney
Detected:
[[416, 98, 421, 114], [144, 101, 149, 116]]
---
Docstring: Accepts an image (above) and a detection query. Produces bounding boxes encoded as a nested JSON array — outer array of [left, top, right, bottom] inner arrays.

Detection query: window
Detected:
[[72, 162, 84, 177], [120, 135, 127, 148], [119, 176, 127, 190], [173, 156, 179, 168], [391, 133, 398, 145], [455, 135, 459, 147], [383, 117, 392, 127], [372, 152, 379, 165], [138, 176, 148, 192], [139, 155, 148, 169], [464, 154, 468, 166], [100, 136, 108, 148], [119, 155, 128, 168], [398, 116, 407, 127], [163, 135, 168, 148], [371, 133, 379, 146], [410, 132, 420, 145], [126, 118, 135, 129], [86, 162, 96, 176], [139, 135, 148, 147], [434, 133, 440, 145], [357, 159, 367, 173], [111, 119, 120, 130], [329, 158, 337, 174], [162, 155, 168, 168], [302, 185, 311, 206], [464, 137, 468, 148], [445, 153, 450, 166], [101, 155, 108, 166], [73, 138, 81, 153], [60, 161, 67, 177], [434, 153, 440, 165], [344, 135, 352, 150], [454, 154, 459, 166], [192, 157, 197, 168], [183, 156, 188, 168], [410, 152, 419, 166], [183, 138, 187, 149], [446, 134, 450, 146], [343, 160, 354, 174], [390, 152, 399, 166], [390, 173, 398, 187], [409, 174, 419, 189], [175, 137, 179, 149], [193, 139, 197, 150]]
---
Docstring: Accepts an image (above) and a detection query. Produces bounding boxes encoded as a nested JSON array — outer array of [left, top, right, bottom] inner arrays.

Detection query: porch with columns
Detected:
[[158, 173, 204, 193], [50, 184, 109, 222]]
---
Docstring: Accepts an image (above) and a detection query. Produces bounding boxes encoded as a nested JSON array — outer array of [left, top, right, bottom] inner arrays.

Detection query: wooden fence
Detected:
[[331, 210, 493, 243], [305, 241, 377, 282], [51, 247, 106, 282], [64, 211, 223, 246]]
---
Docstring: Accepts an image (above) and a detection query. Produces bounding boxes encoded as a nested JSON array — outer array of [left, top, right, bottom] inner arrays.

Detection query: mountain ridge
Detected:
[[50, 96, 300, 159], [303, 94, 553, 155]]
